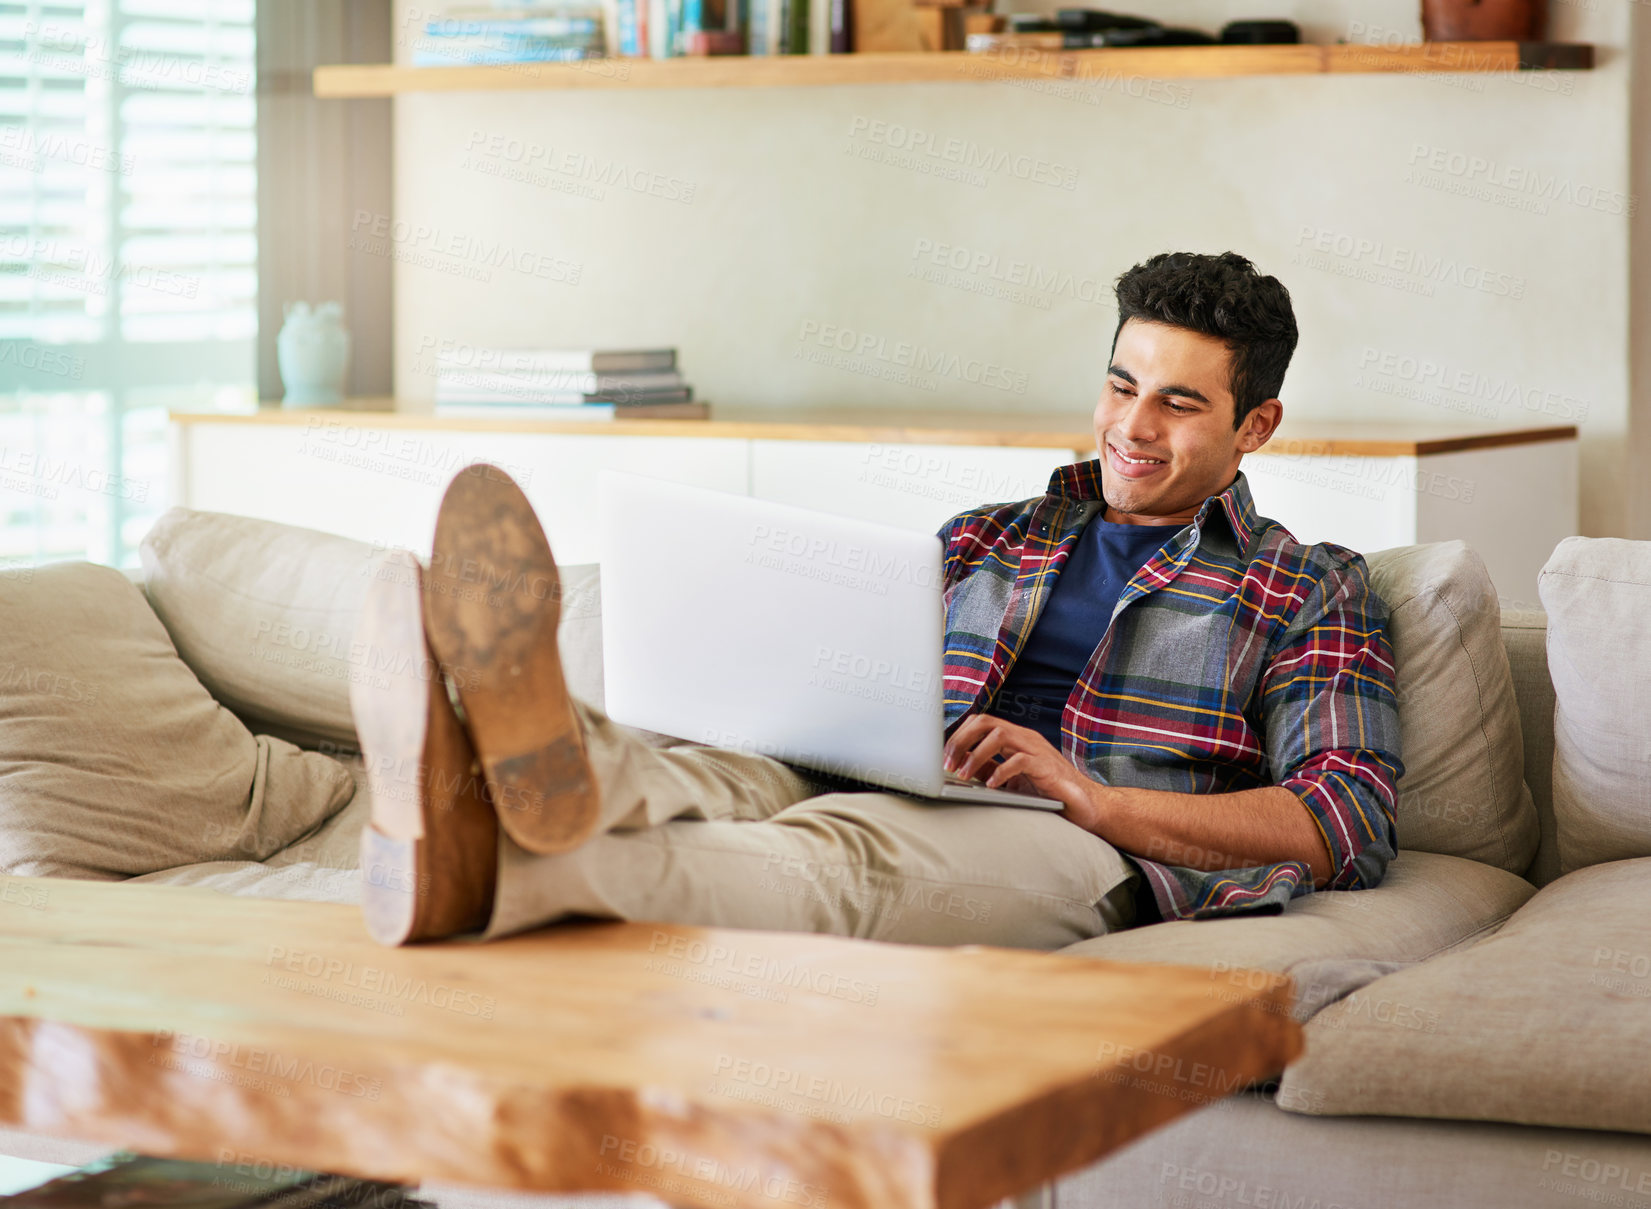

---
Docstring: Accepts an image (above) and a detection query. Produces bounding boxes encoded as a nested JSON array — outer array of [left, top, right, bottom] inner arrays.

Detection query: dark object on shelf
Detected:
[[1422, 0, 1545, 40], [832, 0, 852, 52], [1096, 25, 1217, 46], [1052, 9, 1157, 31], [1006, 9, 1154, 33], [1221, 19, 1299, 44], [1515, 43, 1592, 69]]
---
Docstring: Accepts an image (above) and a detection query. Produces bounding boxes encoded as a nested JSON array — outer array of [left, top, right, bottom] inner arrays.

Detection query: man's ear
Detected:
[[1237, 398, 1283, 454]]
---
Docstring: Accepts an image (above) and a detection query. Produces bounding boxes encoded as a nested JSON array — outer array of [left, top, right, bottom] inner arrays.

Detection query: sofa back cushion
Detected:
[[0, 561, 356, 878], [1499, 608, 1562, 886], [1539, 536, 1651, 872], [1364, 541, 1538, 875], [141, 508, 378, 749], [140, 508, 606, 750]]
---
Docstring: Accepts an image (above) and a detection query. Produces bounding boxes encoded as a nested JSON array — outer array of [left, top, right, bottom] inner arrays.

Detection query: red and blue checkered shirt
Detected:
[[937, 460, 1404, 922]]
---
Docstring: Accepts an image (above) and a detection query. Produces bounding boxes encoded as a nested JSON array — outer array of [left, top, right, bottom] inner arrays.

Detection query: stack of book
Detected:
[[434, 348, 708, 419], [615, 0, 848, 56], [617, 0, 738, 57], [411, 5, 609, 65]]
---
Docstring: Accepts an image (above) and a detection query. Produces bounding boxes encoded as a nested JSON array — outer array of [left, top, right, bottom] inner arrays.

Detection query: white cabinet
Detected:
[[171, 412, 1577, 601], [748, 439, 1077, 535], [1243, 440, 1578, 606], [174, 416, 749, 563]]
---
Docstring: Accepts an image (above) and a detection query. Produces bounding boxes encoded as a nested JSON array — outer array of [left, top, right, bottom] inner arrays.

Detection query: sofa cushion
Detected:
[[140, 508, 378, 748], [1060, 850, 1534, 1020], [1054, 1087, 1651, 1209], [1500, 607, 1562, 887], [0, 561, 356, 879], [139, 508, 609, 750], [1364, 541, 1538, 874], [1276, 856, 1651, 1135], [1539, 537, 1651, 872]]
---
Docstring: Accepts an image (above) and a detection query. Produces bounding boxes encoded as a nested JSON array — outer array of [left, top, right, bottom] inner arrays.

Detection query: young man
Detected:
[[355, 250, 1403, 948]]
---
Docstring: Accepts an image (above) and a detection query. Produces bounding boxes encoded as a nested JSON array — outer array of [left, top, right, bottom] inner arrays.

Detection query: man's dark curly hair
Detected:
[[1110, 252, 1299, 429]]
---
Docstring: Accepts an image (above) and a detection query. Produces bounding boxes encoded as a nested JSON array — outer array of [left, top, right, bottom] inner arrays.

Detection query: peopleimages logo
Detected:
[[795, 320, 1029, 394], [909, 237, 1110, 307], [0, 342, 84, 381], [1355, 347, 1591, 422], [747, 519, 943, 590], [846, 116, 1079, 191], [348, 210, 582, 284], [1405, 143, 1636, 217], [1293, 226, 1525, 299]]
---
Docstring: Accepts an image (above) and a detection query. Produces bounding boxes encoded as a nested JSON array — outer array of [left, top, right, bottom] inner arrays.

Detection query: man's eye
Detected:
[[1165, 402, 1192, 415], [1110, 382, 1133, 396]]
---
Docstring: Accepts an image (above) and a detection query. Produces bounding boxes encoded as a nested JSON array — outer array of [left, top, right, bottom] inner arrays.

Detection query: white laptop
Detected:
[[597, 470, 1061, 811]]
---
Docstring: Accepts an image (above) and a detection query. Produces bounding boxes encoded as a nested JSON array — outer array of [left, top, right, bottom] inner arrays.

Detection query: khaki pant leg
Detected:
[[575, 697, 824, 832], [485, 791, 1139, 949], [481, 697, 822, 935]]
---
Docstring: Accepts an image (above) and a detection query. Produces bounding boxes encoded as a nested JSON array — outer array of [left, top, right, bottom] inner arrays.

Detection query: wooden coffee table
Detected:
[[0, 879, 1300, 1209]]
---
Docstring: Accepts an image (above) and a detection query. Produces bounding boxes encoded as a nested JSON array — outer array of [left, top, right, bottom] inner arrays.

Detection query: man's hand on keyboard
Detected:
[[942, 714, 1106, 824]]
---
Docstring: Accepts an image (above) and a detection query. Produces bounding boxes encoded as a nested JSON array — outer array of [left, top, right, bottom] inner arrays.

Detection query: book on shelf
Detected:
[[830, 0, 850, 51], [412, 42, 604, 63], [750, 0, 806, 52], [434, 400, 710, 419], [617, 0, 742, 56], [436, 367, 685, 394], [424, 14, 604, 36], [616, 0, 643, 54], [438, 347, 678, 373], [413, 4, 610, 62], [438, 385, 695, 405]]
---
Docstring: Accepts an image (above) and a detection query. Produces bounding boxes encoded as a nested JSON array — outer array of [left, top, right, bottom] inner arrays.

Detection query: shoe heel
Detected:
[[352, 550, 499, 946], [360, 825, 423, 946], [488, 737, 600, 852]]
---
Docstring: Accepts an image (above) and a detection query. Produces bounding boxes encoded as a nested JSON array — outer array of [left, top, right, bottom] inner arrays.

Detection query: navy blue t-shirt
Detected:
[[985, 515, 1177, 749]]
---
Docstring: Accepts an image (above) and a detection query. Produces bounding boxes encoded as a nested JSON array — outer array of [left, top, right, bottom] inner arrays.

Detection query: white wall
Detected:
[[387, 0, 1637, 536]]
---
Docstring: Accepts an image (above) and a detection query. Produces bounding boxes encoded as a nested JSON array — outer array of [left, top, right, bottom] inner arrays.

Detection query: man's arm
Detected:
[[1067, 784, 1332, 886], [943, 556, 1402, 891], [943, 723, 1332, 883], [1249, 557, 1403, 890]]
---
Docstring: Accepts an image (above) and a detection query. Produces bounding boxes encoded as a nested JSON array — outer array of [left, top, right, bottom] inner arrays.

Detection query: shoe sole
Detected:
[[351, 550, 498, 945], [423, 464, 601, 855]]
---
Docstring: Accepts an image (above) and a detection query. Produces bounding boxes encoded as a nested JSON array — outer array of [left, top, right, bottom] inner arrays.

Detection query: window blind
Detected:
[[0, 0, 255, 565]]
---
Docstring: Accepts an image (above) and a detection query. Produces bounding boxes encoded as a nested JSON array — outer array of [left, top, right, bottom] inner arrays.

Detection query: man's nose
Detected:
[[1113, 396, 1159, 444]]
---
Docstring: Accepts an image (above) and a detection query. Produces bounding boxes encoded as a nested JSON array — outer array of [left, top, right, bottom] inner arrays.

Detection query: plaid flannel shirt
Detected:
[[937, 460, 1404, 921]]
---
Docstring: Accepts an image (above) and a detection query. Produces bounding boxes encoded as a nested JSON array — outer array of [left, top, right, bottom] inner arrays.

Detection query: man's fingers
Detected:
[[944, 714, 998, 769], [956, 724, 1012, 781], [984, 752, 1030, 788], [944, 713, 1046, 775], [943, 715, 990, 767]]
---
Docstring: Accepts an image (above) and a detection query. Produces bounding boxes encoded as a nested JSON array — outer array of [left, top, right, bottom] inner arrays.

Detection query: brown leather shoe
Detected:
[[352, 549, 498, 946], [422, 463, 602, 855]]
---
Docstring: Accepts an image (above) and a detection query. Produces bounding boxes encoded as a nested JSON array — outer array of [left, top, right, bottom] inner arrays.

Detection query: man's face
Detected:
[[1093, 319, 1276, 523]]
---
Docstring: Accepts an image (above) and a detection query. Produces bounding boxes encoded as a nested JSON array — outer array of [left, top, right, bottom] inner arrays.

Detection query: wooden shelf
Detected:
[[171, 406, 1579, 458], [314, 41, 1594, 96]]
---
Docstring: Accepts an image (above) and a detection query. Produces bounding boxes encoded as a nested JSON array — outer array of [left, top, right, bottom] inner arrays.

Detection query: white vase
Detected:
[[277, 301, 351, 407]]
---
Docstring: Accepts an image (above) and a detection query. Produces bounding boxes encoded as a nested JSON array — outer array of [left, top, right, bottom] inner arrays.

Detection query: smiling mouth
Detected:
[[1108, 443, 1166, 466]]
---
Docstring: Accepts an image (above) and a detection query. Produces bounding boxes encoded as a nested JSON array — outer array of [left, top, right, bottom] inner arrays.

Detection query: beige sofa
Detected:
[[2, 509, 1647, 1208]]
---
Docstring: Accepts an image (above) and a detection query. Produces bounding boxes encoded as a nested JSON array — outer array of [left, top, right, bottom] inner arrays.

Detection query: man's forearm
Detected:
[[1075, 783, 1333, 888]]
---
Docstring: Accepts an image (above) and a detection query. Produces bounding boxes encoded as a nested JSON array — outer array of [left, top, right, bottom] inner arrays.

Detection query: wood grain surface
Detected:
[[170, 407, 1578, 458], [311, 43, 1594, 96], [0, 878, 1301, 1209]]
